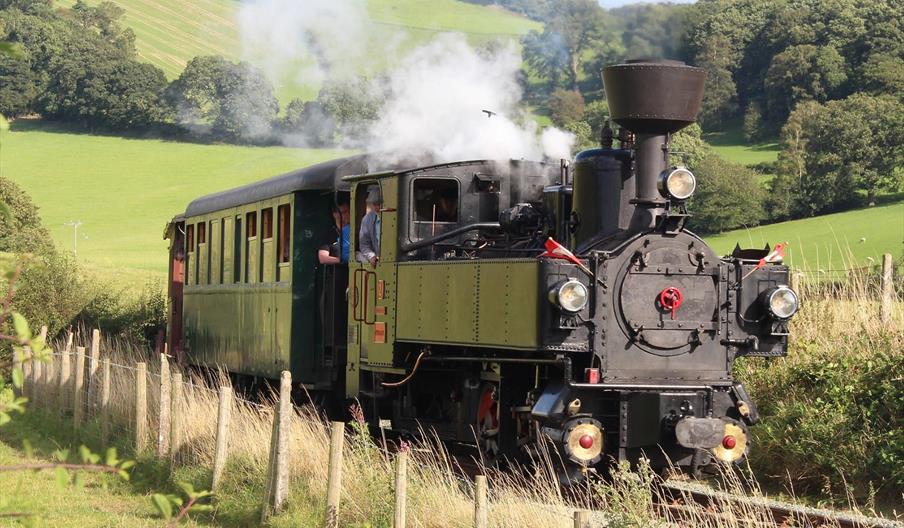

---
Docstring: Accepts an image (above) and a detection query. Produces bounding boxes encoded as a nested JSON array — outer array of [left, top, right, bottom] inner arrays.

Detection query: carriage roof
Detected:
[[183, 155, 368, 217]]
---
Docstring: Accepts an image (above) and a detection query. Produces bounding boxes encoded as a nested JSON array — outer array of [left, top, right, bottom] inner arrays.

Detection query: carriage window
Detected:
[[277, 204, 290, 263], [413, 179, 459, 222], [197, 222, 206, 248], [262, 208, 273, 240], [246, 212, 257, 239], [186, 224, 194, 253], [234, 216, 242, 283]]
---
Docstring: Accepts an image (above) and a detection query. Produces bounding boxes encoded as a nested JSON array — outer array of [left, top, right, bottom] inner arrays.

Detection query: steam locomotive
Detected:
[[164, 60, 798, 479]]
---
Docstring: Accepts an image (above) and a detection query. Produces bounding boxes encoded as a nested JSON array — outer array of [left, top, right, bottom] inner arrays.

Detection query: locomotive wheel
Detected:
[[476, 383, 500, 461]]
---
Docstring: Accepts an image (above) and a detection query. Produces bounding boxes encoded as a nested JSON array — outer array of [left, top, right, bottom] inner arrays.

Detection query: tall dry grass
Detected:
[[25, 264, 902, 526]]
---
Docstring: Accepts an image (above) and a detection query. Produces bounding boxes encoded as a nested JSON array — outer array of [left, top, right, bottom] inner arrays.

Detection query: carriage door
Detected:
[[165, 220, 186, 363], [347, 178, 399, 398]]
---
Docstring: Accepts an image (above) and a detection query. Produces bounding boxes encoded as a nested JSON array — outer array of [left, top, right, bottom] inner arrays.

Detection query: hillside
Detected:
[[1, 120, 348, 283], [703, 121, 780, 167], [59, 0, 540, 102], [707, 200, 904, 271]]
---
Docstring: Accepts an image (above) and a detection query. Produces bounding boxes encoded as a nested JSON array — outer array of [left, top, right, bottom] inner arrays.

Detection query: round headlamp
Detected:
[[548, 279, 588, 313], [658, 167, 696, 201], [764, 286, 799, 319]]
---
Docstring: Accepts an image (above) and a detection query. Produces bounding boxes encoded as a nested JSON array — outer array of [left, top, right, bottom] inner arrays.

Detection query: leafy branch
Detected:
[[151, 482, 214, 525]]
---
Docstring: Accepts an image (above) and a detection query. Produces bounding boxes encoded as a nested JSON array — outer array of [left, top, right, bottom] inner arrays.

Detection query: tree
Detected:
[[564, 120, 593, 151], [83, 60, 168, 128], [694, 35, 737, 130], [548, 88, 584, 127], [521, 29, 569, 88], [550, 0, 607, 91], [0, 53, 37, 117], [315, 76, 383, 144], [787, 94, 904, 213], [687, 153, 765, 234], [521, 0, 608, 91], [279, 98, 336, 147], [0, 176, 51, 255], [168, 56, 278, 141], [742, 102, 764, 142], [764, 44, 847, 125], [583, 99, 609, 142]]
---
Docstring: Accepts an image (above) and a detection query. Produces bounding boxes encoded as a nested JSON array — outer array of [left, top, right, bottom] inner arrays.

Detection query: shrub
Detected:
[[75, 281, 166, 347], [686, 153, 765, 234], [742, 102, 764, 142], [0, 176, 52, 255], [737, 274, 904, 501], [548, 88, 584, 127]]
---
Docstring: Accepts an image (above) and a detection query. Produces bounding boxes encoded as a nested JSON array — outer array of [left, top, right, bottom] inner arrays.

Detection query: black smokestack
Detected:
[[602, 60, 704, 209]]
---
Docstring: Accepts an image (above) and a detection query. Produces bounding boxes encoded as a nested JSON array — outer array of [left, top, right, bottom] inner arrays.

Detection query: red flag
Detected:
[[741, 242, 789, 281], [755, 242, 786, 270], [539, 238, 584, 267]]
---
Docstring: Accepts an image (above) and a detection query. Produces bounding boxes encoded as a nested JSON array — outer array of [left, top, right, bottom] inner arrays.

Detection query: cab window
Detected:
[[411, 178, 459, 241]]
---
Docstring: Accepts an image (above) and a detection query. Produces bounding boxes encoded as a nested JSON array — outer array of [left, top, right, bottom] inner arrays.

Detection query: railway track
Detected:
[[658, 481, 903, 528]]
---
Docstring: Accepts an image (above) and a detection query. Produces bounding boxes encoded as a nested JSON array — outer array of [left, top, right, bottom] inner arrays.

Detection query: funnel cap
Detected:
[[603, 60, 705, 134]]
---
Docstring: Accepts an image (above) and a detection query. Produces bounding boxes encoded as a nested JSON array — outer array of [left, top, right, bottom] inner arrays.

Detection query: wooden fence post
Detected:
[[273, 372, 291, 509], [262, 371, 292, 521], [324, 421, 345, 528], [72, 346, 86, 430], [573, 510, 589, 528], [100, 358, 111, 444], [157, 354, 171, 458], [45, 354, 56, 410], [170, 371, 183, 463], [211, 386, 232, 491], [88, 329, 100, 413], [880, 253, 894, 324], [59, 348, 71, 416], [32, 356, 43, 408], [21, 347, 32, 401], [474, 475, 488, 528], [394, 451, 408, 528], [135, 362, 148, 453]]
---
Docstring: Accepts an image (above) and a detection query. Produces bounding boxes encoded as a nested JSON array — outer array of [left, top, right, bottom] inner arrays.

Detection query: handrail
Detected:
[[399, 222, 502, 253]]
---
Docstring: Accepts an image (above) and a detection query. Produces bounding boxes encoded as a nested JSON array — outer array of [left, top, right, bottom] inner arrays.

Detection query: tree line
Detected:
[[0, 0, 383, 145], [516, 0, 903, 233]]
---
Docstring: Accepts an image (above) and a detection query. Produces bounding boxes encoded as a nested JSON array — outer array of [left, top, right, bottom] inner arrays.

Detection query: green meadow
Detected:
[[61, 0, 540, 103], [707, 200, 904, 271], [703, 121, 781, 167], [1, 121, 349, 283]]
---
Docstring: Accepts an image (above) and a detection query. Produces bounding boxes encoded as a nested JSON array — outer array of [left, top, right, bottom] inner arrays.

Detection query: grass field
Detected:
[[707, 201, 904, 270], [703, 121, 780, 167], [1, 120, 349, 284], [60, 0, 540, 103]]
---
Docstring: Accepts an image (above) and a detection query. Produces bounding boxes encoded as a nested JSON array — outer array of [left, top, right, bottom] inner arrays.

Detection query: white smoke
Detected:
[[238, 0, 370, 85], [367, 35, 573, 165], [237, 0, 574, 162]]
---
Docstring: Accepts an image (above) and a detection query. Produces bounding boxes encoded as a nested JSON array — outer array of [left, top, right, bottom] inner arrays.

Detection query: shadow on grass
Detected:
[[7, 117, 287, 150]]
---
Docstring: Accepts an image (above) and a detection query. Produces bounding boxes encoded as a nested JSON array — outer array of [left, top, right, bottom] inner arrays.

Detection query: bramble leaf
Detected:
[[151, 494, 173, 519], [11, 367, 23, 389], [55, 467, 69, 488], [12, 312, 31, 341]]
